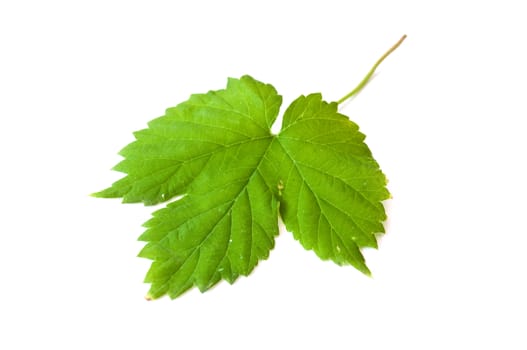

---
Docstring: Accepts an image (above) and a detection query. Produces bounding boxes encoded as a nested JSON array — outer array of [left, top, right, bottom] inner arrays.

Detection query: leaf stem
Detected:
[[337, 35, 407, 105]]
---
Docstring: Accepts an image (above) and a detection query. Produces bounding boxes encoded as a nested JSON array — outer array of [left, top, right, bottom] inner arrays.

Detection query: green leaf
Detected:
[[94, 75, 389, 299]]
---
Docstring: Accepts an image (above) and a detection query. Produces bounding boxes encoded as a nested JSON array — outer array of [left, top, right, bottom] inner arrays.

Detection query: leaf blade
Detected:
[[275, 94, 389, 273], [93, 75, 282, 206], [95, 76, 390, 299], [139, 137, 279, 299]]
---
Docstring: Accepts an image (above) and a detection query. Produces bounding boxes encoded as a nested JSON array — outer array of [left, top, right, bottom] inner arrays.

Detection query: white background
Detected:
[[1, 0, 526, 348]]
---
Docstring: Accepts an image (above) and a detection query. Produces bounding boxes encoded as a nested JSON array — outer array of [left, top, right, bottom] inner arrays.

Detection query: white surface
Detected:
[[1, 1, 526, 348]]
